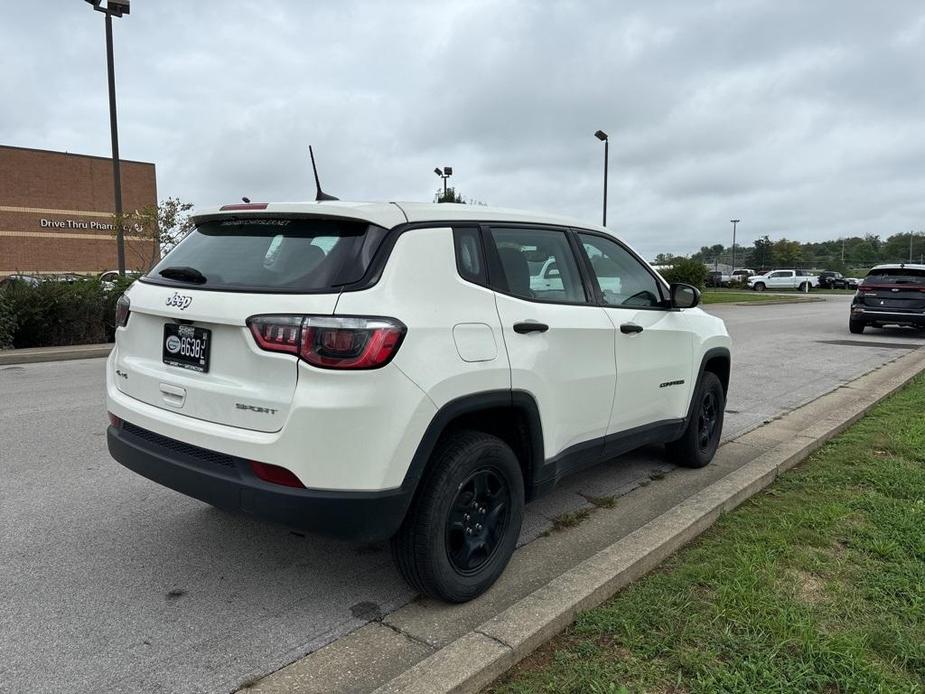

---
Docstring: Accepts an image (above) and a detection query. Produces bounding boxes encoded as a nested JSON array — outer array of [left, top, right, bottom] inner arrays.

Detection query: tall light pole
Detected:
[[85, 0, 130, 275], [594, 130, 608, 226], [434, 166, 453, 201], [730, 219, 740, 276]]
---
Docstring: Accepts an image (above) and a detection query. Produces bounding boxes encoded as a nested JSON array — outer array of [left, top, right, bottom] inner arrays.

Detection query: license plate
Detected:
[[163, 323, 211, 373]]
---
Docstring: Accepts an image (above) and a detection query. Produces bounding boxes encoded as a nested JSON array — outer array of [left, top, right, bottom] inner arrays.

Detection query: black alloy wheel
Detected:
[[391, 430, 524, 602], [697, 389, 719, 453], [666, 370, 725, 468], [445, 468, 511, 574]]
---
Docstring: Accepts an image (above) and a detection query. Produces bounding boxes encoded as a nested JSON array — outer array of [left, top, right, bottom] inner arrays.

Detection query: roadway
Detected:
[[1, 295, 922, 693]]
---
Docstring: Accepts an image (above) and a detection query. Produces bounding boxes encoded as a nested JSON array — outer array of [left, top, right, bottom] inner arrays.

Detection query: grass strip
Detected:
[[701, 291, 815, 304], [492, 373, 925, 693]]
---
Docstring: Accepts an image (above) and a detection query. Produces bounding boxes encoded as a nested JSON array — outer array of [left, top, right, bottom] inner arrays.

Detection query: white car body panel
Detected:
[[334, 227, 511, 410], [107, 200, 731, 496]]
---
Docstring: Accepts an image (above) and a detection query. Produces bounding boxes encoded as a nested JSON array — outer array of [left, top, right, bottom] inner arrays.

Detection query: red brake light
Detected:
[[247, 315, 302, 354], [246, 315, 406, 369], [249, 461, 305, 488], [219, 202, 268, 211], [301, 316, 405, 369], [108, 412, 123, 428]]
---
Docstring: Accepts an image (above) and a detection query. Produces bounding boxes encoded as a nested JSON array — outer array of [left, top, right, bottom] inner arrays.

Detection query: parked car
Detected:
[[705, 271, 728, 288], [849, 263, 925, 333], [98, 270, 141, 291], [747, 269, 817, 292], [0, 272, 82, 287], [845, 277, 861, 289], [105, 200, 731, 602], [0, 273, 42, 288], [817, 271, 847, 289]]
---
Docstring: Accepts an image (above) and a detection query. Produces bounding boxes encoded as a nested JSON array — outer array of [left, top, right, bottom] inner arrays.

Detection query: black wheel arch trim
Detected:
[[399, 389, 545, 501], [687, 347, 731, 422]]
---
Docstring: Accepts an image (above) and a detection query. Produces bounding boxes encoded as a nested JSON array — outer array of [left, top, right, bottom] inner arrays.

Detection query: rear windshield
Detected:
[[863, 268, 925, 285], [145, 218, 388, 292]]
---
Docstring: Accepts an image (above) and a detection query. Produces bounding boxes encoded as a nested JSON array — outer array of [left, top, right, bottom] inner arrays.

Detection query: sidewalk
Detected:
[[0, 343, 112, 365]]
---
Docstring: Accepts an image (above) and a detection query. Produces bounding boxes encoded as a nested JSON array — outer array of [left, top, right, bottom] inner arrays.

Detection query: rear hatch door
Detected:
[[859, 267, 925, 313], [113, 214, 388, 432]]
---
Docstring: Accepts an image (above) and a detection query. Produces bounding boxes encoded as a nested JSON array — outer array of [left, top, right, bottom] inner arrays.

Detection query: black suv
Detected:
[[850, 264, 925, 333], [818, 271, 847, 289]]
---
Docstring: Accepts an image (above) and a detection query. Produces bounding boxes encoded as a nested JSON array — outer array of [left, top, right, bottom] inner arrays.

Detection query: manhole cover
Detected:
[[817, 340, 923, 350]]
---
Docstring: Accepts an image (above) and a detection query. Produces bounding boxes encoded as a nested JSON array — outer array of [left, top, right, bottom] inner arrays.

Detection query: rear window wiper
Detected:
[[158, 266, 207, 284]]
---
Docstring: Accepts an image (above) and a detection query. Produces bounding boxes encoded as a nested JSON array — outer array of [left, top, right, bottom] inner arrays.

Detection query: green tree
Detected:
[[113, 197, 195, 272], [752, 236, 773, 269], [772, 238, 802, 266], [660, 257, 708, 290], [435, 187, 465, 204]]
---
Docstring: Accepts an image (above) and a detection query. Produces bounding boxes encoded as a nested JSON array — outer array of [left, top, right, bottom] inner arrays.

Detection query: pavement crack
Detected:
[[379, 619, 438, 652], [474, 628, 515, 651]]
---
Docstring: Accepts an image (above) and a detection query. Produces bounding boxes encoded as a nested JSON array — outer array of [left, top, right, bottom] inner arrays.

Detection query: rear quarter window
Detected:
[[145, 218, 387, 292]]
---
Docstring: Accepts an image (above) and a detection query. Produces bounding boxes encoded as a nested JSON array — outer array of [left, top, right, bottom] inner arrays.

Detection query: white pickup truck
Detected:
[[748, 269, 817, 292]]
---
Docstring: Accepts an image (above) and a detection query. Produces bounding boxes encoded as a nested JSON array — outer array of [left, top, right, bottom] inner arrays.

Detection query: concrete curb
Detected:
[[731, 297, 826, 306], [0, 343, 112, 365], [370, 347, 925, 694]]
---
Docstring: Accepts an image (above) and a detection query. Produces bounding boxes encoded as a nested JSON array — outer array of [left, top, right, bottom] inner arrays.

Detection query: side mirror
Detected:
[[670, 282, 701, 309]]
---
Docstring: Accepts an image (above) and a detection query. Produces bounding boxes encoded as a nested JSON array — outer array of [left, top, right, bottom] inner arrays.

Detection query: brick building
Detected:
[[0, 145, 157, 277]]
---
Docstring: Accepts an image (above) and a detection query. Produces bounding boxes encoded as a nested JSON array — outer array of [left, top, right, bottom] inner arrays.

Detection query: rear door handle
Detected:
[[620, 322, 644, 334], [513, 321, 549, 334]]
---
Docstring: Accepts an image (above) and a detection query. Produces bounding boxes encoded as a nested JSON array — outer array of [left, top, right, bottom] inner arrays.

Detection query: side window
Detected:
[[485, 227, 586, 303], [453, 227, 487, 285], [577, 233, 664, 308]]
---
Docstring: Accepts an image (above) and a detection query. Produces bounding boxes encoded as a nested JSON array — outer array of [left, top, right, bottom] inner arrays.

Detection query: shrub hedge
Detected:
[[0, 289, 16, 350], [660, 257, 708, 290], [0, 275, 135, 349]]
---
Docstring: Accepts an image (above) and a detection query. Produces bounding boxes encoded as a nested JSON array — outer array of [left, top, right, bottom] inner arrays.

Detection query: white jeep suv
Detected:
[[106, 201, 731, 602]]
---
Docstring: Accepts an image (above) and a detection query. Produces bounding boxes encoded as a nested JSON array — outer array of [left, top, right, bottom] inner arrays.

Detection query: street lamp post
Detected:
[[434, 166, 453, 201], [730, 219, 740, 278], [594, 130, 608, 226], [85, 0, 130, 275]]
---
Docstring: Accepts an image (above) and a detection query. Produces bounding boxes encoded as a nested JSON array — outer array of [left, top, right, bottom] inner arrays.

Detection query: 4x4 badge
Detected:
[[166, 292, 193, 310]]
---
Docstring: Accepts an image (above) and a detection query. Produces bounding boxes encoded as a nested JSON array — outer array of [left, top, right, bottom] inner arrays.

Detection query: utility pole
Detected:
[[730, 219, 740, 277], [86, 0, 130, 275], [434, 167, 452, 201], [594, 130, 609, 226]]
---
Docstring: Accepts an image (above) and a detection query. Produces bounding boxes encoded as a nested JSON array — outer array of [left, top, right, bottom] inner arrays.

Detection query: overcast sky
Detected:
[[3, 1, 925, 257]]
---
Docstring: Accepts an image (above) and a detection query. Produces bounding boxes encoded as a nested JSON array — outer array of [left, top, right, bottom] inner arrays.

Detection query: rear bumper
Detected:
[[107, 422, 413, 542], [851, 306, 925, 326]]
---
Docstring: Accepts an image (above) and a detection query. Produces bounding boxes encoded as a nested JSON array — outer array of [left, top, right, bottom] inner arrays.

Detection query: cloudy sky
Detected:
[[3, 1, 925, 257]]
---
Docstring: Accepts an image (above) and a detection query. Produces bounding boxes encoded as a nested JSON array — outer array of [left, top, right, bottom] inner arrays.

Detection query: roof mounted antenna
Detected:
[[309, 146, 339, 201]]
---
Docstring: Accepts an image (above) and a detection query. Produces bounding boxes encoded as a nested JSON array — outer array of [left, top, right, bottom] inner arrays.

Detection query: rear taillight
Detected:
[[108, 412, 123, 428], [247, 315, 302, 354], [246, 315, 406, 369], [249, 461, 305, 488], [115, 294, 131, 328]]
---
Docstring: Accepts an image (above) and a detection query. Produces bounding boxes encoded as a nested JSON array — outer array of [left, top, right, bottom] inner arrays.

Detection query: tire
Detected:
[[753, 282, 765, 292], [666, 371, 725, 468], [799, 282, 811, 292], [849, 319, 865, 334], [391, 430, 524, 603]]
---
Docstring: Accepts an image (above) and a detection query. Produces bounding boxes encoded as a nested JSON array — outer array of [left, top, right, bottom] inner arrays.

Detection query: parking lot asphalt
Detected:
[[2, 295, 923, 694]]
